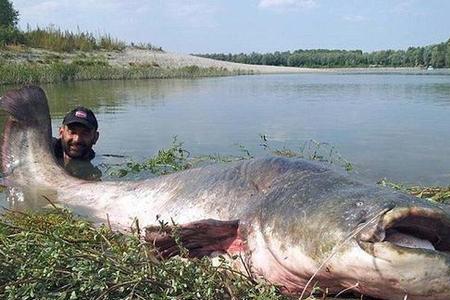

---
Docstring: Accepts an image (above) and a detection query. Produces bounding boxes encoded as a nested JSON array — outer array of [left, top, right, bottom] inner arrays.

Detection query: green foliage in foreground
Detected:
[[0, 209, 286, 300], [0, 61, 249, 85]]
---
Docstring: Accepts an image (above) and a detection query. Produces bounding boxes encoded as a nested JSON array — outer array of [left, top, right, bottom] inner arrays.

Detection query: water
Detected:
[[1, 72, 450, 208]]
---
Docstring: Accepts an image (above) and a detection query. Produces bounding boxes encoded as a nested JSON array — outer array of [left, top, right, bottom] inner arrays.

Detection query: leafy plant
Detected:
[[0, 0, 18, 28], [108, 137, 191, 178]]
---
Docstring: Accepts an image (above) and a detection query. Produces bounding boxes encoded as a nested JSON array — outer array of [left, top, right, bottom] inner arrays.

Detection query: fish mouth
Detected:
[[359, 207, 450, 253]]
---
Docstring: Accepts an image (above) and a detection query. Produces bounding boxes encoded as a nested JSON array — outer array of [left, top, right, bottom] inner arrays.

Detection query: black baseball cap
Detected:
[[63, 106, 98, 130]]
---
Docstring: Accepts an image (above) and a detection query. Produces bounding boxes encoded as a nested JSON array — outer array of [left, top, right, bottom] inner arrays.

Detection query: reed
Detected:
[[23, 25, 126, 52], [0, 61, 249, 85]]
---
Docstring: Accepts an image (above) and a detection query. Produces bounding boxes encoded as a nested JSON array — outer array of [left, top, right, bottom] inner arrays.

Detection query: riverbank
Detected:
[[0, 47, 255, 85], [2, 46, 447, 85]]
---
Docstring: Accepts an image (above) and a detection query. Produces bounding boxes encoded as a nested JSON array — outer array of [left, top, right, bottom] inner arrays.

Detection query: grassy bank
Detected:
[[0, 61, 251, 85], [0, 26, 252, 85], [0, 209, 286, 300]]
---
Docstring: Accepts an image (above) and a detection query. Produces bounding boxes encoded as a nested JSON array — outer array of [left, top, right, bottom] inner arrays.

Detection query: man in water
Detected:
[[53, 107, 102, 181]]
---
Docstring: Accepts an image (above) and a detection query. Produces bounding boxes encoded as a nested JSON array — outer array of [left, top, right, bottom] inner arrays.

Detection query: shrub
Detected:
[[0, 25, 25, 46]]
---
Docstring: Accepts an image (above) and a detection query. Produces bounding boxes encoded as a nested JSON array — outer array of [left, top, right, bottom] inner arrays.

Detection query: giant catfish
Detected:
[[1, 86, 450, 299]]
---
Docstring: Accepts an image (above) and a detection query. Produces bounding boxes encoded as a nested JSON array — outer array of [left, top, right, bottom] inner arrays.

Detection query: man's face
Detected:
[[59, 123, 99, 159]]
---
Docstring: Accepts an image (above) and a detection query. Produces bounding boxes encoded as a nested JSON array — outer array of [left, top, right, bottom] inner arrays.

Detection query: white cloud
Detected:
[[342, 15, 367, 23], [258, 0, 317, 10]]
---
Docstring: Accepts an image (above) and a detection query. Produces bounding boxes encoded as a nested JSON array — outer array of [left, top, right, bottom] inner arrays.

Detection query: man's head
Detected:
[[59, 107, 99, 160]]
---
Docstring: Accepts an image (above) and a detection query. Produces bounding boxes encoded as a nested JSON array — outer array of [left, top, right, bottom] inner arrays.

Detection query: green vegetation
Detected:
[[0, 62, 247, 85], [23, 25, 127, 52], [106, 136, 353, 180], [259, 136, 353, 172], [0, 26, 24, 46], [130, 42, 164, 52], [0, 0, 23, 47], [0, 0, 18, 28], [109, 138, 192, 178], [0, 209, 286, 300], [0, 25, 132, 52], [196, 39, 450, 68], [378, 178, 450, 203]]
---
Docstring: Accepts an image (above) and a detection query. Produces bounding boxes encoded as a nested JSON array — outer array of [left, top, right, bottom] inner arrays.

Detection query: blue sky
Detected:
[[11, 0, 450, 54]]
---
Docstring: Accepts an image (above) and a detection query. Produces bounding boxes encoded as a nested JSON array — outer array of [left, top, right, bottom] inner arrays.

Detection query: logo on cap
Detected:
[[75, 111, 87, 119]]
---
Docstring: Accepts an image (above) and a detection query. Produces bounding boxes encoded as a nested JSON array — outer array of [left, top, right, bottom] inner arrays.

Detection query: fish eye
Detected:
[[356, 201, 364, 207]]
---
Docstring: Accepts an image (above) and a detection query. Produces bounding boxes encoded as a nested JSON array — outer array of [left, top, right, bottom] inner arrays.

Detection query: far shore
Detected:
[[1, 46, 449, 86], [103, 48, 450, 75]]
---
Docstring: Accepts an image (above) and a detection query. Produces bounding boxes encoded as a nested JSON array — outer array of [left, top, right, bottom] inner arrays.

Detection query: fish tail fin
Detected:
[[1, 86, 63, 186]]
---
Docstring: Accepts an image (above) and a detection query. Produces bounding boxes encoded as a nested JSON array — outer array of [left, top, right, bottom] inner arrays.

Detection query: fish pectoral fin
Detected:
[[144, 218, 246, 258]]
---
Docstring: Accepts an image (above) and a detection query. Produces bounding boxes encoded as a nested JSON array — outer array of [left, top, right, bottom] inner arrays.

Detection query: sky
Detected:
[[11, 0, 450, 54]]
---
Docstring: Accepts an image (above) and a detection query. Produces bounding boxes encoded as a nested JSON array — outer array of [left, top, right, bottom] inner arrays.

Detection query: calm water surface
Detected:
[[1, 72, 450, 207]]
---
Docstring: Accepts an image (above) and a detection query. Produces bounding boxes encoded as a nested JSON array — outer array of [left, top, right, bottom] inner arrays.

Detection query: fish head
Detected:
[[347, 200, 450, 299], [250, 165, 450, 299]]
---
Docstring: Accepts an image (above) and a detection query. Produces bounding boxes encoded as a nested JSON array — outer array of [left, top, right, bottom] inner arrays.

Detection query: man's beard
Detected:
[[62, 141, 89, 159]]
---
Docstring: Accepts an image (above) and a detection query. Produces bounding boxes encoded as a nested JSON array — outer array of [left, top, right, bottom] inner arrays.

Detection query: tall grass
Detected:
[[23, 25, 126, 52], [0, 61, 251, 85]]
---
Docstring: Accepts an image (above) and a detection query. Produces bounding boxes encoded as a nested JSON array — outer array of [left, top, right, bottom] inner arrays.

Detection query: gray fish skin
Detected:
[[2, 86, 450, 299]]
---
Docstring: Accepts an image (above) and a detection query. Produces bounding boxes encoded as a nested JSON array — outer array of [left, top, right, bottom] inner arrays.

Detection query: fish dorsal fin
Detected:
[[144, 219, 246, 258]]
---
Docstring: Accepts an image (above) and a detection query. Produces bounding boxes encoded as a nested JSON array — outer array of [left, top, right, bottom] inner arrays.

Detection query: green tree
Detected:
[[431, 44, 446, 68], [446, 39, 450, 68], [0, 0, 19, 28]]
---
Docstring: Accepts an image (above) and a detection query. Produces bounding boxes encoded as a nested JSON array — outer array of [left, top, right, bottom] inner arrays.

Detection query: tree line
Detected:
[[196, 39, 450, 68]]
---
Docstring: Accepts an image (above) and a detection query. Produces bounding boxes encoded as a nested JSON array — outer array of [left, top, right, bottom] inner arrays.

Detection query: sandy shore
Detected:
[[108, 48, 450, 75], [107, 48, 317, 73]]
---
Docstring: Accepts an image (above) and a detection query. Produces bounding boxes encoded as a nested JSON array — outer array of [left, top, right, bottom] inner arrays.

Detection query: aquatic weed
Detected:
[[108, 137, 191, 177], [378, 178, 450, 203], [259, 135, 353, 172]]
